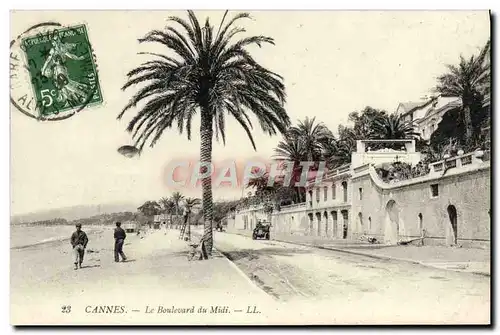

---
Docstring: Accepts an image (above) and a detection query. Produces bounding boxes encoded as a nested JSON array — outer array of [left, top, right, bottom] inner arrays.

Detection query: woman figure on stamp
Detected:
[[41, 35, 89, 106]]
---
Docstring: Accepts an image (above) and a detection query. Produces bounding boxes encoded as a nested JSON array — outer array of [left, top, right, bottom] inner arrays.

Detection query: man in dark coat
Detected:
[[70, 223, 88, 270], [114, 222, 127, 262]]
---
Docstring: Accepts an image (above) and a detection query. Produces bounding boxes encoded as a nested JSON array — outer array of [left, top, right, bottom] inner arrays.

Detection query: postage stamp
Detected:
[[10, 22, 103, 120]]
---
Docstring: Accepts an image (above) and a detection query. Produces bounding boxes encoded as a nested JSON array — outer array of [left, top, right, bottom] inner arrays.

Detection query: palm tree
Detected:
[[159, 197, 176, 228], [273, 133, 308, 202], [435, 39, 491, 145], [319, 135, 345, 169], [246, 171, 284, 202], [170, 191, 184, 228], [372, 113, 420, 140], [327, 125, 357, 167], [246, 173, 272, 194], [118, 10, 290, 256], [184, 197, 201, 241], [274, 133, 307, 163], [288, 117, 330, 162]]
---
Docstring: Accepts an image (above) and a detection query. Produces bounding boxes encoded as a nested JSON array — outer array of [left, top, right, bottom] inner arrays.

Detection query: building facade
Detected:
[[231, 141, 491, 248], [396, 96, 462, 141]]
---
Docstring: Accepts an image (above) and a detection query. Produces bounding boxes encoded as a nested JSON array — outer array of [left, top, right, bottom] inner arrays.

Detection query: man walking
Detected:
[[114, 222, 127, 262], [70, 223, 88, 270]]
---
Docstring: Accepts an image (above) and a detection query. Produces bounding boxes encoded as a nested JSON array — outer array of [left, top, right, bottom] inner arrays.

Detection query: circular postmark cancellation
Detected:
[[10, 22, 103, 121]]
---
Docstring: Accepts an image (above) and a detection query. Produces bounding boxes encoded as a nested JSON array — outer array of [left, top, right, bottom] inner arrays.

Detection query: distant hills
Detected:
[[10, 202, 140, 225]]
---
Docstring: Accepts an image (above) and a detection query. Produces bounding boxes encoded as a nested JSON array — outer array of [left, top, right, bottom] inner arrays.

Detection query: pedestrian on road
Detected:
[[114, 222, 127, 262], [71, 223, 88, 270]]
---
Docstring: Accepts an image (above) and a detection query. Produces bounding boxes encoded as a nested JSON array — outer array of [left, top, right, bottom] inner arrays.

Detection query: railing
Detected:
[[353, 164, 370, 174], [445, 159, 457, 169], [460, 155, 472, 166], [337, 164, 351, 174], [433, 162, 444, 172], [308, 164, 351, 188], [278, 203, 307, 212], [429, 151, 490, 174]]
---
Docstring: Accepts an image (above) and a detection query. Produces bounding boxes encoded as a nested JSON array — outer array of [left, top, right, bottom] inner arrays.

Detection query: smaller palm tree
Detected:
[[319, 135, 343, 170], [372, 113, 420, 141], [159, 197, 176, 228], [288, 117, 331, 162], [246, 172, 275, 195], [171, 192, 184, 228], [323, 125, 357, 168], [273, 132, 307, 163]]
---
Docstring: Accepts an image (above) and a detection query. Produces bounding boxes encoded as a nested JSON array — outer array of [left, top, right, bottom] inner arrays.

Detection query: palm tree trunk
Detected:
[[175, 205, 179, 229], [200, 108, 214, 256], [463, 105, 473, 145], [187, 212, 191, 241]]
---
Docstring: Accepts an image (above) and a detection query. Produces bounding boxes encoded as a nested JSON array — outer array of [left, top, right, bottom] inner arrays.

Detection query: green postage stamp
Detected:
[[21, 24, 103, 117]]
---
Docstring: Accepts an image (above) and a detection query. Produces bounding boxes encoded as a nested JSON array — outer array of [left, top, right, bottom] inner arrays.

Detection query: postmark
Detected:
[[10, 22, 103, 121]]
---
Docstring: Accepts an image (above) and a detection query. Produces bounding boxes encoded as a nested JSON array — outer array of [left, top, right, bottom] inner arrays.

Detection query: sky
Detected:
[[10, 10, 490, 216]]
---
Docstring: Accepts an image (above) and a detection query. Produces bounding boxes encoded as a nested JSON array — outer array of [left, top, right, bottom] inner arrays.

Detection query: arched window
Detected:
[[341, 210, 349, 239], [447, 205, 458, 245], [332, 211, 338, 237], [324, 186, 328, 201], [342, 181, 348, 202]]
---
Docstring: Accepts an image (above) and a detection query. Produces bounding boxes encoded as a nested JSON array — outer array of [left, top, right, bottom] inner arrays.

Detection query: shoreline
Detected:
[[10, 225, 110, 250]]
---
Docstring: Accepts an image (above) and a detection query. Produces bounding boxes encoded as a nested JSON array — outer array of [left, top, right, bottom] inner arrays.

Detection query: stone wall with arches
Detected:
[[230, 159, 490, 248], [350, 163, 491, 247]]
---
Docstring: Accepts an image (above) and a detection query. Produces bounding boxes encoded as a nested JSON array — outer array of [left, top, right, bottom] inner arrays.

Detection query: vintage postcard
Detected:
[[10, 10, 491, 325]]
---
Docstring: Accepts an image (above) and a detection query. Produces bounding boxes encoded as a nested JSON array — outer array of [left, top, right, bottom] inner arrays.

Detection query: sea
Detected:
[[10, 225, 106, 249]]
